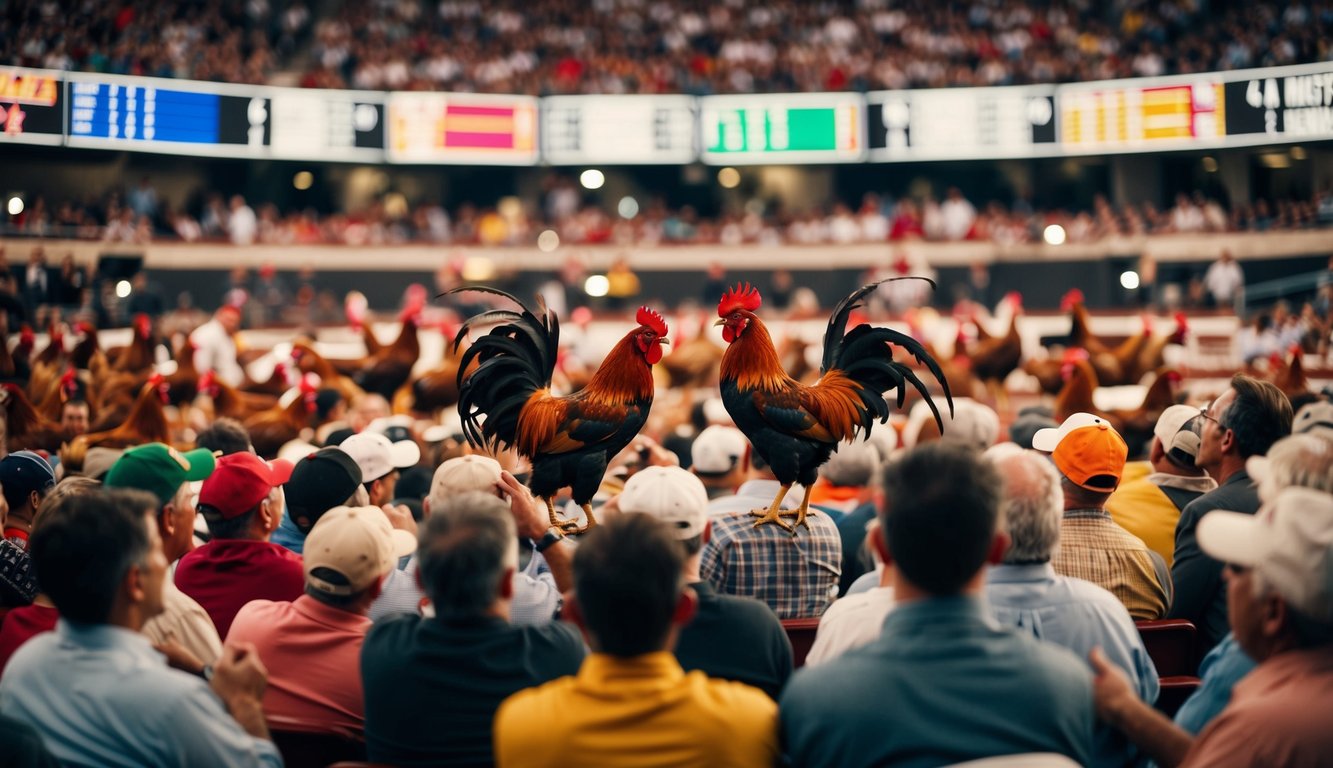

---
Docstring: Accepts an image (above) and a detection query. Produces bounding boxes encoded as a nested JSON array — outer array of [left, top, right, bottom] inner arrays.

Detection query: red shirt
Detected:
[[0, 603, 58, 676], [175, 539, 305, 639]]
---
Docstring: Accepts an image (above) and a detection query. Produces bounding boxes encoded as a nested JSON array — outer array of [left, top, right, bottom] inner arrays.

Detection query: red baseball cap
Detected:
[[198, 452, 294, 519]]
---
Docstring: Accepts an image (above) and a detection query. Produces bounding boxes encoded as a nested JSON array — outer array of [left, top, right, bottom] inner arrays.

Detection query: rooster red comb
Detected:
[[636, 307, 668, 336], [718, 283, 762, 316]]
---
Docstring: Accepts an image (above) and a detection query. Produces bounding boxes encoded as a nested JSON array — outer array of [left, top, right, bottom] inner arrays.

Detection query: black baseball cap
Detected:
[[283, 447, 364, 533]]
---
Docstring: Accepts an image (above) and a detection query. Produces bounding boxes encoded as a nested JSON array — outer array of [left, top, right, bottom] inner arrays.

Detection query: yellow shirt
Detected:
[[494, 651, 777, 768], [1107, 476, 1181, 567]]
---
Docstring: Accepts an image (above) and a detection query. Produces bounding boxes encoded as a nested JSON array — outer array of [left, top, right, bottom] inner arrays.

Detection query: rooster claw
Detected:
[[749, 508, 794, 533]]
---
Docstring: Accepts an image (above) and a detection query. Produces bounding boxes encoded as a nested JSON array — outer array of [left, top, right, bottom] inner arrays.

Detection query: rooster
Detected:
[[355, 295, 426, 400], [0, 383, 68, 452], [196, 370, 279, 422], [243, 373, 321, 459], [716, 280, 953, 532], [1268, 345, 1309, 399], [449, 287, 668, 533], [966, 291, 1024, 410], [109, 314, 158, 374], [391, 322, 473, 416], [68, 374, 172, 451]]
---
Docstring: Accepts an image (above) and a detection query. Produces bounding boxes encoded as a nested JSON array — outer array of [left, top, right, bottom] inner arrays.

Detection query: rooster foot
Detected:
[[749, 507, 795, 533], [777, 507, 813, 532], [549, 503, 598, 536]]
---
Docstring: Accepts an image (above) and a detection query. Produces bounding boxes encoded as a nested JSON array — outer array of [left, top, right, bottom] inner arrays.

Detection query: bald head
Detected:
[[988, 446, 1063, 564]]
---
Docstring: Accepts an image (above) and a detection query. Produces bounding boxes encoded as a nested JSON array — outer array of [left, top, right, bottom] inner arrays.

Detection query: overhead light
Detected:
[[293, 171, 314, 190], [1201, 156, 1218, 173], [1042, 224, 1066, 246], [717, 167, 741, 189], [1290, 146, 1307, 160], [115, 280, 132, 298], [537, 229, 561, 252], [461, 256, 496, 282], [6, 196, 23, 216], [617, 196, 639, 219], [1260, 153, 1291, 169], [584, 275, 609, 297], [579, 169, 605, 190], [1120, 271, 1140, 290]]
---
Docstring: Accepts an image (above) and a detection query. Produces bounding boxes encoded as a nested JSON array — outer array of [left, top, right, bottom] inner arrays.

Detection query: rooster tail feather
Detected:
[[832, 325, 954, 424], [821, 277, 937, 373]]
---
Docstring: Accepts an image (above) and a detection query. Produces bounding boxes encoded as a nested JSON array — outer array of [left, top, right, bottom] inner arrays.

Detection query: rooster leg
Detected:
[[546, 497, 591, 535], [777, 484, 815, 533], [750, 485, 795, 533]]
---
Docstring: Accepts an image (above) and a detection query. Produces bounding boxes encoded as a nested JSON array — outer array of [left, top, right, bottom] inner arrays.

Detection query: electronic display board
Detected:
[[0, 68, 64, 145], [700, 94, 863, 164], [542, 95, 696, 165], [386, 93, 538, 164], [1223, 63, 1333, 141], [867, 86, 1057, 161], [1059, 81, 1226, 150], [269, 91, 384, 162], [66, 77, 269, 156]]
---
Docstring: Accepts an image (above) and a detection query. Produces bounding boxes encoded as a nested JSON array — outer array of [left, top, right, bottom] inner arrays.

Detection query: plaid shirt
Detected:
[[1053, 509, 1170, 621], [701, 503, 842, 620]]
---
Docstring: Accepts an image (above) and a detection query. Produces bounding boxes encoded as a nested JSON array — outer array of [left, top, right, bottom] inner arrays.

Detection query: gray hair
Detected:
[[1258, 433, 1333, 502], [987, 445, 1063, 564], [417, 492, 517, 618]]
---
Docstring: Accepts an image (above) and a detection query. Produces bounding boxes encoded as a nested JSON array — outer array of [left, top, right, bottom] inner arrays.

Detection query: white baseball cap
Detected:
[[1198, 487, 1333, 621], [304, 505, 417, 595], [430, 455, 503, 498], [1153, 404, 1203, 461], [340, 432, 421, 482], [619, 466, 709, 540], [691, 426, 748, 475]]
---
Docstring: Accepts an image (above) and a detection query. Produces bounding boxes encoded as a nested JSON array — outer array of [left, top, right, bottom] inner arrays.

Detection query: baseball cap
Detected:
[[1292, 401, 1333, 435], [690, 426, 748, 475], [0, 451, 56, 506], [429, 455, 502, 498], [304, 505, 417, 595], [368, 415, 415, 445], [198, 452, 294, 519], [82, 447, 125, 480], [105, 444, 215, 506], [619, 466, 709, 540], [1198, 487, 1333, 621], [340, 432, 420, 482], [1153, 404, 1204, 462], [1032, 412, 1128, 492], [283, 448, 363, 529]]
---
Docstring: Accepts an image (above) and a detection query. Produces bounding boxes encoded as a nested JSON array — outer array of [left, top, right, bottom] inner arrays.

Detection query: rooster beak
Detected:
[[713, 319, 726, 327], [659, 337, 669, 345]]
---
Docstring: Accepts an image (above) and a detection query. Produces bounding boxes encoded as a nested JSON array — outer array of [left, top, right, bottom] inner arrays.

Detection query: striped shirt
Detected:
[[700, 506, 841, 620], [1053, 509, 1171, 621]]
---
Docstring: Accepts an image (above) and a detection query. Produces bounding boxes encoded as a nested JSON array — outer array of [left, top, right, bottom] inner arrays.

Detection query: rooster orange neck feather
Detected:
[[583, 333, 655, 402], [720, 315, 790, 391]]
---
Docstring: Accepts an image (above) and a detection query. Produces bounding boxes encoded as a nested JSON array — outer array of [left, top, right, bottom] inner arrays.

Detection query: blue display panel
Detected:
[[69, 82, 219, 143]]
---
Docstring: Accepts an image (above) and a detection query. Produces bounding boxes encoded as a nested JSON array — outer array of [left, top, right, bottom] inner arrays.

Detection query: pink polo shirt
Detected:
[[227, 595, 371, 734]]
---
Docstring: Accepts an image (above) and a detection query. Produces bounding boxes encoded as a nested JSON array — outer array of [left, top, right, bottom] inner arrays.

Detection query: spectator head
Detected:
[[197, 453, 293, 541], [60, 400, 90, 436], [417, 492, 517, 619], [81, 447, 124, 480], [903, 398, 999, 451], [0, 451, 56, 523], [302, 505, 415, 612], [1009, 413, 1058, 450], [689, 425, 748, 484], [104, 443, 210, 565], [314, 388, 345, 423], [1150, 404, 1205, 474], [1200, 487, 1333, 655], [1247, 433, 1333, 504], [1291, 401, 1333, 437], [818, 437, 880, 489], [1197, 375, 1293, 476], [31, 488, 165, 627], [618, 466, 710, 558], [282, 447, 364, 533], [341, 431, 420, 506], [425, 455, 504, 519], [986, 445, 1063, 565], [569, 513, 692, 658], [877, 443, 1005, 597], [1033, 413, 1128, 506], [216, 305, 242, 334], [195, 417, 254, 455]]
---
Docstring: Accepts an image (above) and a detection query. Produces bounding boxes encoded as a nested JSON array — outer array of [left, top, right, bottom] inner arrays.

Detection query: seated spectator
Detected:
[[103, 444, 224, 664], [804, 520, 894, 666], [0, 451, 57, 551], [369, 455, 575, 625], [270, 447, 364, 555], [0, 489, 280, 766], [361, 491, 585, 767], [495, 513, 778, 768], [340, 431, 420, 506], [1093, 487, 1333, 767], [1171, 375, 1293, 652], [618, 466, 792, 699], [807, 437, 878, 518], [689, 424, 749, 500], [194, 417, 254, 456], [228, 505, 414, 734], [1033, 413, 1171, 620], [779, 443, 1093, 767], [984, 445, 1158, 768], [175, 452, 301, 638], [1107, 405, 1217, 566], [702, 449, 841, 619], [59, 400, 90, 438]]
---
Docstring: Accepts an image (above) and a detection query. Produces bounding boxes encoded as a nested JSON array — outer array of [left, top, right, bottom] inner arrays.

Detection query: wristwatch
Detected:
[[534, 527, 565, 553]]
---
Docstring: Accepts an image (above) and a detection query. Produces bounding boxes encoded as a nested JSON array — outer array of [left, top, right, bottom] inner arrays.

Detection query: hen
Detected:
[[243, 373, 321, 459], [716, 280, 953, 532], [450, 287, 668, 533], [966, 291, 1024, 409]]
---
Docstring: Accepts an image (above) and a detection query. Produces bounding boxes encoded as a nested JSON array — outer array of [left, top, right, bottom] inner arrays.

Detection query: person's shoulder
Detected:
[[1, 629, 59, 678], [364, 612, 422, 648], [514, 619, 585, 654], [495, 671, 578, 718], [1009, 630, 1094, 690], [227, 599, 288, 634], [690, 670, 778, 714], [709, 591, 783, 624]]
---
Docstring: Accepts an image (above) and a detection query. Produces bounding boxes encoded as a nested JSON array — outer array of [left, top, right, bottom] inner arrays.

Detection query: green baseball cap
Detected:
[[105, 443, 217, 506]]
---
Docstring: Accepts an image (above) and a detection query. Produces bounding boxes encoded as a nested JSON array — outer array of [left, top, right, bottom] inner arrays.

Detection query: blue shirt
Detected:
[[0, 620, 281, 768], [270, 512, 306, 554], [1174, 631, 1257, 735], [986, 562, 1159, 768], [780, 595, 1093, 768]]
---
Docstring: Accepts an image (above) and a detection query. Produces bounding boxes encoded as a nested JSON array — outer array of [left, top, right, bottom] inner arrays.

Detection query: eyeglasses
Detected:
[[1200, 403, 1226, 430]]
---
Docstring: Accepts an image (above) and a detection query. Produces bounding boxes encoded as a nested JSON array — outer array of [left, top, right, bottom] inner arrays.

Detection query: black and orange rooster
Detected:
[[716, 280, 953, 532], [449, 287, 668, 533]]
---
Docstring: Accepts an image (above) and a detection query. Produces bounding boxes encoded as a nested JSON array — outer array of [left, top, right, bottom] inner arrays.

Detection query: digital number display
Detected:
[[700, 94, 863, 164], [269, 92, 384, 161], [1059, 82, 1226, 150], [868, 87, 1057, 161], [67, 79, 268, 155]]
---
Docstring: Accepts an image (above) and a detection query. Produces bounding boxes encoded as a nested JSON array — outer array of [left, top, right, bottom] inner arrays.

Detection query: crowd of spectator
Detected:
[[4, 1, 1333, 95], [6, 180, 1333, 250]]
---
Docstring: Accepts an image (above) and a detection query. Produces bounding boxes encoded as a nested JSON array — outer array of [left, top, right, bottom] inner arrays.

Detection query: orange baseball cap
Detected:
[[1031, 413, 1127, 492]]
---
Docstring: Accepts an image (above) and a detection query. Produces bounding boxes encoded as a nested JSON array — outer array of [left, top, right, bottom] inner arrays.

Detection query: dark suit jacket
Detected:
[[1168, 469, 1260, 652]]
